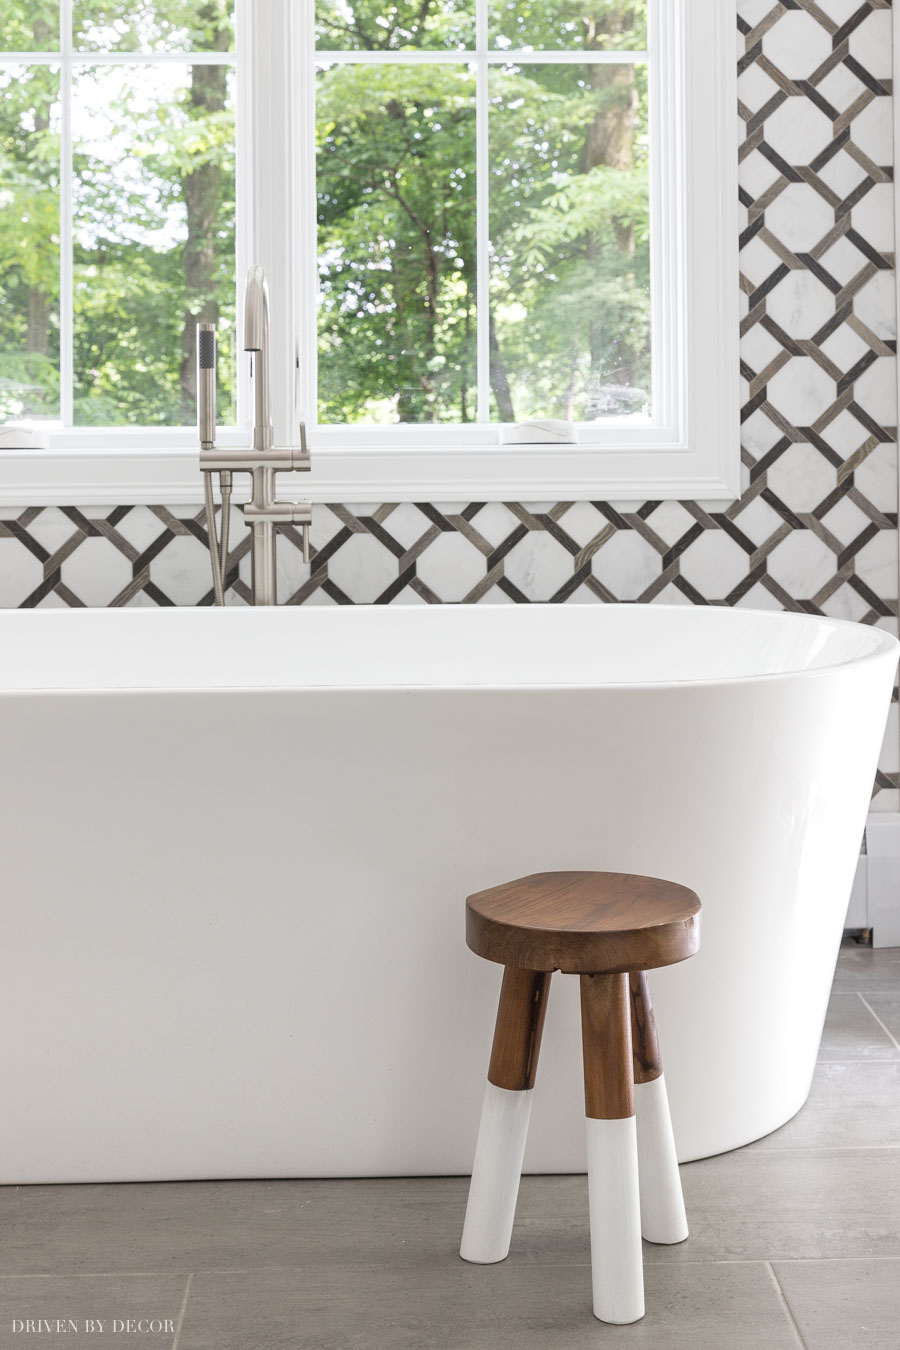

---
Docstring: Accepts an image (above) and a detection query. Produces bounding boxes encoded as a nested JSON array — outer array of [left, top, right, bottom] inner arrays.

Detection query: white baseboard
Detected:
[[846, 813, 900, 949]]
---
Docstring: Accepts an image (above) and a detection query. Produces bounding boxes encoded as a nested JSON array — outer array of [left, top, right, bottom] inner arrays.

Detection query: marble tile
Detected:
[[417, 532, 487, 603], [0, 539, 43, 606], [504, 532, 574, 601], [591, 529, 662, 600], [325, 532, 399, 603], [765, 530, 837, 600], [60, 537, 133, 606]]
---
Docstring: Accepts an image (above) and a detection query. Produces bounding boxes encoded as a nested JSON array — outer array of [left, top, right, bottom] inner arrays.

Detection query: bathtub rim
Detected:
[[0, 603, 896, 697]]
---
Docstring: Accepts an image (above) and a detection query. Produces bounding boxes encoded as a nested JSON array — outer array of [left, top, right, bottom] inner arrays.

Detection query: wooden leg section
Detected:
[[460, 968, 552, 1265], [629, 972, 688, 1245], [580, 972, 644, 1324]]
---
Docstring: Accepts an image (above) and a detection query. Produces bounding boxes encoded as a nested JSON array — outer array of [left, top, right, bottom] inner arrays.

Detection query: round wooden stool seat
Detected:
[[466, 870, 701, 975]]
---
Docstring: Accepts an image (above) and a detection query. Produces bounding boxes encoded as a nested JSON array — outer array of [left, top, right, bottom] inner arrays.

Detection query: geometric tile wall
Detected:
[[0, 0, 898, 805]]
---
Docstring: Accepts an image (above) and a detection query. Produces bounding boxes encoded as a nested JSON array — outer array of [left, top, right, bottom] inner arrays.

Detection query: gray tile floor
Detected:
[[3, 942, 899, 1349]]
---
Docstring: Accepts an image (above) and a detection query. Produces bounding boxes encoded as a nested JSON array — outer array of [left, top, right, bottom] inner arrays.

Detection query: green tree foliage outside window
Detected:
[[0, 0, 235, 428], [1, 1, 648, 433], [316, 1, 650, 426]]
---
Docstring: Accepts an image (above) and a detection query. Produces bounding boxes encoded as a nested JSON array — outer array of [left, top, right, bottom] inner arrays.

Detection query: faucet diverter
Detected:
[[197, 264, 312, 606]]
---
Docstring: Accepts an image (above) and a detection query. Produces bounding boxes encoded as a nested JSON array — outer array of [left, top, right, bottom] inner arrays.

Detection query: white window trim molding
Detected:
[[0, 0, 738, 507]]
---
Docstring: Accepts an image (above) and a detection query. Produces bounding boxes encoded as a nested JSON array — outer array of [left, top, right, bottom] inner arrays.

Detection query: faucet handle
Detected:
[[295, 419, 311, 469], [291, 503, 311, 564]]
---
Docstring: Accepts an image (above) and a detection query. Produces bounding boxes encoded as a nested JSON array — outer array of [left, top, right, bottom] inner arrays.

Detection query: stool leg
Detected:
[[581, 972, 644, 1324], [630, 971, 688, 1245], [460, 966, 551, 1264]]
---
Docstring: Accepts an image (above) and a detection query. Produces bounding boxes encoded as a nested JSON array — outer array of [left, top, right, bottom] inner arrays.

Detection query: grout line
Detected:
[[742, 1145, 900, 1154], [766, 1262, 809, 1350], [761, 1256, 900, 1265], [816, 1057, 900, 1063], [858, 995, 900, 1054], [696, 1144, 900, 1155], [3, 1256, 900, 1282], [171, 1272, 193, 1350], [0, 1271, 189, 1280]]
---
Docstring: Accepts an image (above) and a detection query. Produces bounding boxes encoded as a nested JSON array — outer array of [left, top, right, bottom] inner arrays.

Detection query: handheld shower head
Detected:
[[197, 322, 216, 449]]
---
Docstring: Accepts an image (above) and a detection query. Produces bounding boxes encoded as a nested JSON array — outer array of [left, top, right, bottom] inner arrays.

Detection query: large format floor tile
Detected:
[[830, 945, 900, 994], [0, 1274, 188, 1350], [666, 1148, 900, 1263], [177, 1261, 802, 1350], [862, 995, 900, 1047], [9, 1145, 896, 1280], [0, 1177, 468, 1276], [510, 1150, 900, 1265], [817, 992, 900, 1060], [773, 1258, 900, 1350], [748, 1061, 900, 1150], [0, 939, 897, 1344]]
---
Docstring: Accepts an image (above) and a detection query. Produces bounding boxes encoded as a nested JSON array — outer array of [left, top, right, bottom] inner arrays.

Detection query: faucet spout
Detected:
[[200, 262, 311, 605], [244, 264, 272, 450]]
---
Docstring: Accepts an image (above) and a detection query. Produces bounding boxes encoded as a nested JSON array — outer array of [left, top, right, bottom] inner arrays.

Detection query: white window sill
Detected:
[[0, 437, 741, 506]]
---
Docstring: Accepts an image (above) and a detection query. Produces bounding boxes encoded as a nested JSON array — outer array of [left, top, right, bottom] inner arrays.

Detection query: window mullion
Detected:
[[298, 5, 317, 437], [59, 0, 73, 427], [475, 0, 490, 426]]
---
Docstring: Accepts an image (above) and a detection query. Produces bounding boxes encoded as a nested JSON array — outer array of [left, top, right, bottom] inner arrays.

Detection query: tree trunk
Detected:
[[581, 8, 639, 392], [179, 6, 229, 423], [27, 290, 49, 355], [489, 311, 515, 422], [580, 69, 637, 179], [461, 275, 472, 422], [420, 224, 439, 421]]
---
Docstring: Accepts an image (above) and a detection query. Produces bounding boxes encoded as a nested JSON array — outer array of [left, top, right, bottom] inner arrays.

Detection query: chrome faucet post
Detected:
[[198, 265, 312, 606]]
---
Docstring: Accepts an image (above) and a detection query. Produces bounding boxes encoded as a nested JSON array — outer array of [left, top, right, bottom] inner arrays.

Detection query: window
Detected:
[[0, 1, 238, 434], [315, 3, 651, 429], [0, 0, 738, 505]]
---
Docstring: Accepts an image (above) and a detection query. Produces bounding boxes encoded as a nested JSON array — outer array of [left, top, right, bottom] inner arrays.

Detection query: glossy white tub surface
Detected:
[[1, 604, 896, 1183]]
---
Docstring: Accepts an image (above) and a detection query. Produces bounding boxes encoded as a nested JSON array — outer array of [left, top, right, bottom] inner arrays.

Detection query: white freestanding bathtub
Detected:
[[1, 604, 896, 1184]]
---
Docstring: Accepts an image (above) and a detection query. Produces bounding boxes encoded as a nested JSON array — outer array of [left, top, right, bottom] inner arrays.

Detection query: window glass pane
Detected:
[[72, 63, 235, 427], [0, 1, 58, 51], [490, 1, 647, 53], [73, 0, 234, 54], [317, 63, 476, 425], [0, 64, 60, 421], [489, 61, 650, 421], [316, 2, 475, 52]]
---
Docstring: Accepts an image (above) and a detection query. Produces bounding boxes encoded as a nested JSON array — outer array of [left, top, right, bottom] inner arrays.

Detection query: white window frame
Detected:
[[0, 0, 738, 506]]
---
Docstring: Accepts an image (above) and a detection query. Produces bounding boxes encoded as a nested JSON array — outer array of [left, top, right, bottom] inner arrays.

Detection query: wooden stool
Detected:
[[459, 871, 701, 1325]]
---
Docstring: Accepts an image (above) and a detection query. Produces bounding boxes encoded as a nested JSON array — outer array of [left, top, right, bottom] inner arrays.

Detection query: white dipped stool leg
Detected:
[[634, 1073, 688, 1243], [460, 967, 552, 1265], [581, 971, 645, 1324], [460, 1082, 534, 1263], [629, 972, 688, 1244], [586, 1115, 644, 1324]]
